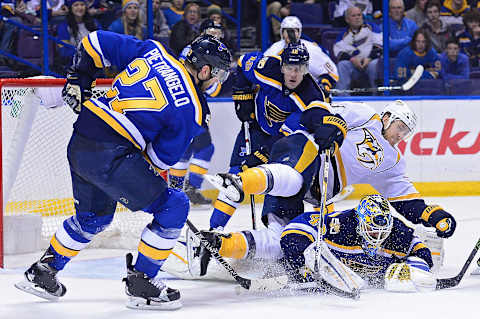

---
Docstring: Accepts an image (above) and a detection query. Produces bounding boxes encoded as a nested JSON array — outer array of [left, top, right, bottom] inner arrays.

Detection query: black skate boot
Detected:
[[186, 228, 230, 276], [204, 173, 245, 203], [123, 253, 181, 310], [184, 181, 212, 207], [14, 248, 66, 300]]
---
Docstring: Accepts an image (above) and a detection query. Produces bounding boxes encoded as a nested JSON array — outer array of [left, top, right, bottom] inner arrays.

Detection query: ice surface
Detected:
[[1, 196, 479, 319]]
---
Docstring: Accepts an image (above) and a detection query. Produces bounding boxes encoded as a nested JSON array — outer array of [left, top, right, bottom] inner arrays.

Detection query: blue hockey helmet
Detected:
[[281, 42, 309, 67], [355, 194, 393, 258], [185, 35, 232, 84]]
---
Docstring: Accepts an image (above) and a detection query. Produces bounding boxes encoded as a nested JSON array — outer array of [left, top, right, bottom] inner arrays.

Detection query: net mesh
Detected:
[[1, 80, 151, 251]]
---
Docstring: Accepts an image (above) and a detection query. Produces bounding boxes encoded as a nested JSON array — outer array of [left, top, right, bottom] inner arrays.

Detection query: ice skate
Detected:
[[14, 248, 66, 301], [123, 253, 181, 310], [204, 173, 244, 203]]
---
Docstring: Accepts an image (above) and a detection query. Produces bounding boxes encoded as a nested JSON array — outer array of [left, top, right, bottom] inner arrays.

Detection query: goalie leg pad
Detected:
[[414, 225, 444, 273], [304, 242, 365, 292]]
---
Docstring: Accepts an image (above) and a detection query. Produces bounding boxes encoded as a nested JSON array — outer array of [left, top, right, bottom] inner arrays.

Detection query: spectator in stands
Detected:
[[56, 0, 100, 72], [206, 4, 235, 53], [108, 0, 144, 40], [457, 9, 480, 67], [394, 29, 441, 82], [440, 0, 470, 29], [406, 0, 428, 26], [87, 0, 122, 29], [267, 1, 291, 42], [386, 0, 418, 56], [163, 0, 184, 28], [169, 2, 201, 56], [421, 0, 455, 52], [440, 37, 470, 79], [139, 0, 169, 40], [26, 0, 69, 24], [332, 0, 374, 27], [333, 6, 383, 95]]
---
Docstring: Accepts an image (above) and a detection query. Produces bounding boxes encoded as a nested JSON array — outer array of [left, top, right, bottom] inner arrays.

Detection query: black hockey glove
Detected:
[[422, 206, 456, 238], [62, 72, 93, 114], [232, 88, 255, 123], [313, 114, 347, 153], [241, 146, 270, 171]]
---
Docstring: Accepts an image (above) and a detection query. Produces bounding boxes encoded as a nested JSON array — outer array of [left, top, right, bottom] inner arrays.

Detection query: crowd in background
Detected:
[[1, 0, 480, 94]]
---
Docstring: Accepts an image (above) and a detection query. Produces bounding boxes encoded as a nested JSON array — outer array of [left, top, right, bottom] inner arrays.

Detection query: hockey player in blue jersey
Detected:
[[281, 194, 437, 292], [208, 42, 344, 232], [15, 31, 232, 310]]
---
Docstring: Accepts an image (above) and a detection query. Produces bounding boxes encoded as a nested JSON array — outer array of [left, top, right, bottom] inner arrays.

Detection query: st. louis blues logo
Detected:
[[356, 128, 384, 170], [264, 97, 291, 127], [218, 43, 228, 51]]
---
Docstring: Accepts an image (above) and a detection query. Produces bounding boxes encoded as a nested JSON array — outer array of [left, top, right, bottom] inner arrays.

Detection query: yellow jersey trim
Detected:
[[281, 229, 315, 242], [82, 36, 104, 68]]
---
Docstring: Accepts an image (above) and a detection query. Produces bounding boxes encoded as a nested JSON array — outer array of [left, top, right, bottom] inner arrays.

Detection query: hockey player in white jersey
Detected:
[[264, 16, 339, 96], [199, 100, 456, 277]]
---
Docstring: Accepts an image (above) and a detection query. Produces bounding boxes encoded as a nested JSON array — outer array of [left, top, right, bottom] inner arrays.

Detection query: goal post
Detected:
[[0, 78, 151, 268]]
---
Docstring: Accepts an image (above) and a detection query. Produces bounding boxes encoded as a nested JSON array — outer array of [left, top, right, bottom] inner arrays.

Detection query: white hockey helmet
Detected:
[[380, 100, 417, 141], [280, 16, 302, 39]]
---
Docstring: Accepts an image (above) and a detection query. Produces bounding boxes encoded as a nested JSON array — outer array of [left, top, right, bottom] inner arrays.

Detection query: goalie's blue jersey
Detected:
[[78, 31, 209, 171], [282, 209, 432, 284], [237, 52, 330, 136]]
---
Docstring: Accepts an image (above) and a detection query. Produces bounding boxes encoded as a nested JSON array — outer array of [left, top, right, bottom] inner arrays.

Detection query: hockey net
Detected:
[[0, 77, 152, 268]]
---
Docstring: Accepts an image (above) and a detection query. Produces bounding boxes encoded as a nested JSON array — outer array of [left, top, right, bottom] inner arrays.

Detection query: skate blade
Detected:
[[126, 296, 182, 310], [14, 280, 60, 301]]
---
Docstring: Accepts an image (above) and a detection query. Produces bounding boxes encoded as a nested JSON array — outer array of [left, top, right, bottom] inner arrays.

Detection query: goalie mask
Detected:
[[355, 194, 393, 259], [380, 100, 417, 141], [185, 35, 232, 84]]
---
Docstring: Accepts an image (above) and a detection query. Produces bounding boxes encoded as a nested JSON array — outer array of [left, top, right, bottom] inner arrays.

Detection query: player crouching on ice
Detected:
[[281, 194, 437, 293]]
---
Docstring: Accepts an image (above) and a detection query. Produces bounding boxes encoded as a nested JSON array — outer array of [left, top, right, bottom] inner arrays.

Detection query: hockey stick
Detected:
[[243, 121, 257, 230], [330, 65, 424, 95], [436, 237, 480, 290], [313, 148, 361, 299], [185, 219, 288, 291]]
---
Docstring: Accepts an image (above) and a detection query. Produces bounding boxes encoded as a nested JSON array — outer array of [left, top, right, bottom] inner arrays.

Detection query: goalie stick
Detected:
[[330, 65, 424, 94], [436, 237, 480, 290], [185, 219, 288, 291]]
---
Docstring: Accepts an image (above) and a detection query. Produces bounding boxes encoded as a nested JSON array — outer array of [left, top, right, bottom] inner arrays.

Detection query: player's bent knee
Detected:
[[147, 188, 190, 229], [263, 163, 303, 197], [74, 211, 114, 235]]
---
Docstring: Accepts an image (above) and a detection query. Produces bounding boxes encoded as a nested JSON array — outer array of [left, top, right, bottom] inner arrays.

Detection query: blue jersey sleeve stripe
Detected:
[[84, 100, 145, 150], [153, 41, 203, 126], [254, 70, 282, 90], [82, 32, 105, 68]]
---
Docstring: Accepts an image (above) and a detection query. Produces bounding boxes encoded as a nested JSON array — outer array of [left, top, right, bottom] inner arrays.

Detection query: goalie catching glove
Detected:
[[384, 256, 436, 292], [62, 72, 93, 114]]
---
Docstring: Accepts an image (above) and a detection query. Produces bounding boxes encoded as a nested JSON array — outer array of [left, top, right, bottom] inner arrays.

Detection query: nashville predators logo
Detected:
[[356, 128, 384, 170], [264, 97, 291, 127]]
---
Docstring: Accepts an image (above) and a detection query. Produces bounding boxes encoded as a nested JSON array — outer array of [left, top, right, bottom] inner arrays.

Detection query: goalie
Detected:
[[280, 194, 437, 293]]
